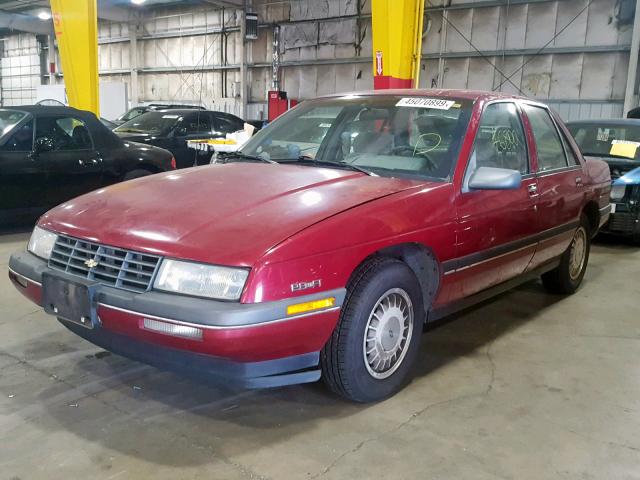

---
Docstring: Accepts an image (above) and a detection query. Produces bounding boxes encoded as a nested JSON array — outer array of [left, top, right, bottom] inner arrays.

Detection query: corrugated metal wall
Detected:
[[0, 34, 41, 106], [0, 0, 635, 121]]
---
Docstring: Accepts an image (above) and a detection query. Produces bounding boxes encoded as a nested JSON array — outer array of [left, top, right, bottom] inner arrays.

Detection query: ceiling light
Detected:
[[37, 11, 51, 20], [131, 0, 146, 4]]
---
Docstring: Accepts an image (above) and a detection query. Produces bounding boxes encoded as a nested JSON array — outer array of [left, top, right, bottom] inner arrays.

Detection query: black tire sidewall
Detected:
[[337, 260, 424, 402]]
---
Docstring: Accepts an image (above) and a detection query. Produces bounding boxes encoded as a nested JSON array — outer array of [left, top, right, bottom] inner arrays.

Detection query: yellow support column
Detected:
[[50, 0, 100, 116], [371, 0, 425, 89]]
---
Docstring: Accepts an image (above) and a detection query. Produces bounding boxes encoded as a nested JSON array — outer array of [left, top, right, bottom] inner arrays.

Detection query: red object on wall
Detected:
[[268, 90, 297, 122]]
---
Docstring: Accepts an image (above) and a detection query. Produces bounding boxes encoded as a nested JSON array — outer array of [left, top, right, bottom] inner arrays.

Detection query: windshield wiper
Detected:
[[217, 152, 278, 164], [280, 156, 375, 176]]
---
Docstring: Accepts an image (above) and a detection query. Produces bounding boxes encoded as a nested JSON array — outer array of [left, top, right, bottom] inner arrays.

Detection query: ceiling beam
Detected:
[[0, 10, 53, 35], [96, 0, 137, 23], [201, 0, 244, 9]]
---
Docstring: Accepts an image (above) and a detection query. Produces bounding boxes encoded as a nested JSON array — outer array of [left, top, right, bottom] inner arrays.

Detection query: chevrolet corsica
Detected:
[[9, 90, 611, 402]]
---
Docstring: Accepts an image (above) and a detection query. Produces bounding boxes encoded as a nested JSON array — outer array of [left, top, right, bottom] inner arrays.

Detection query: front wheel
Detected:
[[541, 215, 591, 294], [321, 258, 424, 403]]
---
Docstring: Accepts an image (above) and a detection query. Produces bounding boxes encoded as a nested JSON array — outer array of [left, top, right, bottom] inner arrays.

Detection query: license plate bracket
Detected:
[[42, 272, 99, 329]]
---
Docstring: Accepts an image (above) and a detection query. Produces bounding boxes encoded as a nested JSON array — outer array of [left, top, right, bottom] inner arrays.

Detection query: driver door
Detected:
[[451, 102, 539, 299], [171, 112, 214, 168], [34, 115, 103, 208], [0, 118, 48, 221]]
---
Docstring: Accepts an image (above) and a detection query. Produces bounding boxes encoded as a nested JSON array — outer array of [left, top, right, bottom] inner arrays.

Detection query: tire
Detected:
[[321, 257, 424, 403], [123, 169, 153, 181], [541, 214, 591, 294]]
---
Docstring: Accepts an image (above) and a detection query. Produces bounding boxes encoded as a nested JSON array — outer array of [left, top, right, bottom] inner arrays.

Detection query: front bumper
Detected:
[[601, 204, 640, 236], [9, 251, 346, 388]]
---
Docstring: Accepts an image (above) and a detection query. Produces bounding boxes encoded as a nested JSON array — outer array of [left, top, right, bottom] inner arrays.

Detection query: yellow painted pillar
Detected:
[[371, 0, 425, 89], [50, 0, 100, 116]]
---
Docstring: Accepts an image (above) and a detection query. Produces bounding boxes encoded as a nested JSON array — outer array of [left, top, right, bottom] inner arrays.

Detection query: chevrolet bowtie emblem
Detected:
[[84, 259, 99, 269]]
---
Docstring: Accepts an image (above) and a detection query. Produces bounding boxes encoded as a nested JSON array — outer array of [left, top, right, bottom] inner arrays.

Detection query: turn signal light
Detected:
[[286, 297, 335, 316], [170, 156, 177, 169], [143, 318, 203, 340]]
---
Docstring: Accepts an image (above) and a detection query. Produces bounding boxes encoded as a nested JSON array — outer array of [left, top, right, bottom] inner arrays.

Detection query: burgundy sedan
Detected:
[[9, 90, 611, 402]]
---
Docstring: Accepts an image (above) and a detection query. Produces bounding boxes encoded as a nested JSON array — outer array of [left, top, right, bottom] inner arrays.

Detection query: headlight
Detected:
[[27, 226, 57, 260], [610, 184, 627, 202], [153, 259, 249, 300]]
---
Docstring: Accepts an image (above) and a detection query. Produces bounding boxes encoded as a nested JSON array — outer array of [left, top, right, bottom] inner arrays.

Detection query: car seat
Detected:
[[72, 125, 92, 149]]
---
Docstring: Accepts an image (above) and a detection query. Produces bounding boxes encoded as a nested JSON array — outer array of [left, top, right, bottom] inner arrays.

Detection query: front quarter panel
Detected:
[[242, 182, 457, 304]]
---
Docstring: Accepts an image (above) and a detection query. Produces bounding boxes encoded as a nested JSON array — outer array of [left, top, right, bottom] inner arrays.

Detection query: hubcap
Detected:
[[363, 288, 414, 380], [569, 226, 587, 281]]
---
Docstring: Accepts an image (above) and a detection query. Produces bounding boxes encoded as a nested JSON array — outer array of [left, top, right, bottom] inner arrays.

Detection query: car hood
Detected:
[[115, 132, 158, 143], [39, 163, 426, 266]]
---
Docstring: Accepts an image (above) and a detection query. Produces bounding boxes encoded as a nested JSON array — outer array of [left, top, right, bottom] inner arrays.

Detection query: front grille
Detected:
[[49, 235, 162, 293], [608, 212, 638, 233]]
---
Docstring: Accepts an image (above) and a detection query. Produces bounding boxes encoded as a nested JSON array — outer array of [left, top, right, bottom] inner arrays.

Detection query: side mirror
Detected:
[[34, 137, 54, 154], [468, 166, 522, 190], [175, 126, 187, 137]]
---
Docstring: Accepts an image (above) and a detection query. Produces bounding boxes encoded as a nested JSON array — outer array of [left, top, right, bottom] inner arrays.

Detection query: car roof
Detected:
[[316, 88, 528, 102], [566, 118, 640, 126], [150, 109, 238, 116], [4, 104, 98, 120]]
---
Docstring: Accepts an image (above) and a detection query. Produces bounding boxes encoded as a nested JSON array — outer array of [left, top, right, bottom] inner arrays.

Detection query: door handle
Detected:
[[528, 184, 538, 197], [575, 177, 583, 186]]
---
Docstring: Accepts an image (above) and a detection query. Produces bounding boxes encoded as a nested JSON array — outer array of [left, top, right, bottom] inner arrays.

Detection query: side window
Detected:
[[1, 120, 34, 152], [183, 113, 212, 135], [558, 128, 581, 166], [468, 102, 529, 176], [35, 116, 93, 151], [213, 115, 242, 134], [522, 105, 568, 171]]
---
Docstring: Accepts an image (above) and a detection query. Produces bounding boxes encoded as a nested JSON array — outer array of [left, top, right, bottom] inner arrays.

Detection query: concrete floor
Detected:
[[1, 230, 639, 480]]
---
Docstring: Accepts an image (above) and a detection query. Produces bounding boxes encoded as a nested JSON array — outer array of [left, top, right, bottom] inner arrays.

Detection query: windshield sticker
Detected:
[[162, 115, 179, 119], [318, 123, 332, 128], [610, 139, 640, 159], [396, 98, 455, 110], [596, 128, 610, 142]]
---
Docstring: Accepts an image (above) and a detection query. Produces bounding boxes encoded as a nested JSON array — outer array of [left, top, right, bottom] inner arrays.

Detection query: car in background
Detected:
[[113, 109, 245, 168], [114, 103, 206, 126], [0, 105, 176, 225], [567, 119, 640, 242], [10, 91, 610, 402], [99, 117, 118, 130]]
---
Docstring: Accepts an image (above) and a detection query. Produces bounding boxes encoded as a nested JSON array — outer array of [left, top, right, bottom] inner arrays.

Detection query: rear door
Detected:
[[522, 104, 585, 267], [452, 101, 539, 298], [34, 115, 103, 208]]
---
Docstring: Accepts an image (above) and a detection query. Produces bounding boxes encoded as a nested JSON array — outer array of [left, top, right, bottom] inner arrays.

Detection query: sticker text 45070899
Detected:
[[396, 98, 456, 110]]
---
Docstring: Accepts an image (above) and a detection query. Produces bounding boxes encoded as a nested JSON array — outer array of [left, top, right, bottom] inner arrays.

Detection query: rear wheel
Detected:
[[541, 214, 590, 294], [321, 258, 423, 403]]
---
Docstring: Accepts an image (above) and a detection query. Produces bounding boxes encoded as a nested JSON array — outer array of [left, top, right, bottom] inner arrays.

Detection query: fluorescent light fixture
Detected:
[[131, 0, 146, 4], [37, 11, 51, 20]]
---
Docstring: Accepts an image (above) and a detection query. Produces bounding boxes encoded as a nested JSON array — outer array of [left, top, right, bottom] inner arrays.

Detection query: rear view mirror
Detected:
[[34, 137, 54, 153], [468, 166, 522, 190]]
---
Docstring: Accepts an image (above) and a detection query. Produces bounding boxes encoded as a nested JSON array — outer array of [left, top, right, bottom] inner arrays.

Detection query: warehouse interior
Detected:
[[2, 0, 640, 479]]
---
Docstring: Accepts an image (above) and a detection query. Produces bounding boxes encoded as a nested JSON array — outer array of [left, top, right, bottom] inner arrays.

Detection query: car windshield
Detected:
[[567, 122, 640, 160], [0, 109, 28, 141], [115, 111, 181, 135], [240, 95, 473, 180], [119, 107, 147, 122]]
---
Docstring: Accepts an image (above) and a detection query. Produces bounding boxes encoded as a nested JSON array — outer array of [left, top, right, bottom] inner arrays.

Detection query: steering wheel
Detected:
[[389, 145, 437, 171]]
